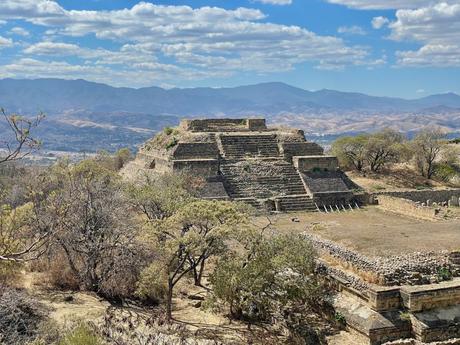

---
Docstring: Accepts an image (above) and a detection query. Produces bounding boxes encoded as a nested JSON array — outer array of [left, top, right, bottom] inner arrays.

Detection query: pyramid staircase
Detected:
[[219, 159, 316, 212], [219, 134, 280, 159]]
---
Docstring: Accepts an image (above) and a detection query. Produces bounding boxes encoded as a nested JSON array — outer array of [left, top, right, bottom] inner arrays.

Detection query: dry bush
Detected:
[[0, 288, 47, 345], [42, 253, 80, 291], [97, 308, 224, 345], [30, 321, 103, 345], [0, 261, 22, 287]]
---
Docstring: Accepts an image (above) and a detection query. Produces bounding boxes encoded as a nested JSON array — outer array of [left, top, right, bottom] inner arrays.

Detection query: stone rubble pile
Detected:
[[316, 261, 370, 293], [303, 233, 459, 286]]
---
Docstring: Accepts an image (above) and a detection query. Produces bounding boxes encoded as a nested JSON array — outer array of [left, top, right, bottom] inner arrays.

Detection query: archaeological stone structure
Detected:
[[135, 118, 359, 212], [128, 117, 460, 344]]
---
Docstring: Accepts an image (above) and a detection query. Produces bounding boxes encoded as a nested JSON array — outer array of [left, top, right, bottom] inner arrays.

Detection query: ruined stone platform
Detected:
[[132, 118, 358, 212]]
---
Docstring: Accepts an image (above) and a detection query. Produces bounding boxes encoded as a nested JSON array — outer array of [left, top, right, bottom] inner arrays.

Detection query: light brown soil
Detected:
[[266, 207, 460, 257], [20, 271, 290, 344]]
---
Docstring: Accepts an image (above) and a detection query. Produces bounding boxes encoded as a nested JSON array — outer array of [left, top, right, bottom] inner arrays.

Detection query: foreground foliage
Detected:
[[210, 233, 327, 343]]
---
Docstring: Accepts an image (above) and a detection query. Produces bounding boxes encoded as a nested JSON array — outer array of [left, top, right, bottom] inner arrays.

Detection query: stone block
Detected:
[[400, 279, 460, 312], [368, 287, 402, 312], [293, 155, 339, 172]]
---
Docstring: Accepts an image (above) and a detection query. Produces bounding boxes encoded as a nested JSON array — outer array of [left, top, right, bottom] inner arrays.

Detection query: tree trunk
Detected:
[[166, 279, 173, 322], [195, 258, 206, 286], [192, 265, 199, 286]]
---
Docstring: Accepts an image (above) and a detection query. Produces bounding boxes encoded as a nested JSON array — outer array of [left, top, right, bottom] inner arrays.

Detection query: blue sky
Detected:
[[0, 0, 459, 98]]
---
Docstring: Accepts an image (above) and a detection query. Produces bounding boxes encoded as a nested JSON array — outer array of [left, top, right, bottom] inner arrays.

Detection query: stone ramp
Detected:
[[219, 134, 280, 159]]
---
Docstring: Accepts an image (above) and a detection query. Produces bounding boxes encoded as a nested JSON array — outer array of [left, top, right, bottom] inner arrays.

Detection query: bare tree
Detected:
[[37, 160, 144, 295], [0, 108, 44, 165]]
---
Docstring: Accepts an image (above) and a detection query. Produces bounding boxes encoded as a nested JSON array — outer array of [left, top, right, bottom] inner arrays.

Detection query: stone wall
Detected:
[[293, 155, 339, 172], [172, 159, 219, 177], [180, 118, 267, 132], [172, 142, 219, 160], [137, 153, 173, 173], [368, 287, 403, 312], [377, 190, 460, 204], [247, 118, 266, 131], [400, 281, 460, 312], [312, 191, 355, 206], [377, 195, 438, 221], [199, 181, 229, 199], [281, 142, 324, 161]]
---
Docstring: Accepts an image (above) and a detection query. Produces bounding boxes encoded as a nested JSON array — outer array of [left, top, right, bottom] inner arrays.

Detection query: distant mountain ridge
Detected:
[[1, 78, 460, 153], [1, 78, 460, 115]]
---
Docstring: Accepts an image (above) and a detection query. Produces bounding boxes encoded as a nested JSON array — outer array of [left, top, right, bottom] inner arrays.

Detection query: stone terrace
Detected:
[[263, 208, 460, 344], [134, 118, 357, 212]]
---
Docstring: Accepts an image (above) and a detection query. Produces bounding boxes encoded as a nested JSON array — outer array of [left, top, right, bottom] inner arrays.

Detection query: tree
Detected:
[[0, 109, 43, 165], [331, 135, 368, 171], [33, 159, 145, 296], [140, 200, 249, 321], [411, 128, 446, 179], [127, 172, 203, 221], [0, 203, 49, 264], [0, 109, 46, 264], [210, 234, 324, 327], [365, 129, 405, 172]]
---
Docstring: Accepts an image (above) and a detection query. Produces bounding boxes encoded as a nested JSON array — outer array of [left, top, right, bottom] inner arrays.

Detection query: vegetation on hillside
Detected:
[[1, 110, 332, 344]]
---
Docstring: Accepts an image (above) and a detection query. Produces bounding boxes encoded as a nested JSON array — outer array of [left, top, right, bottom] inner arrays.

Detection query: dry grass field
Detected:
[[266, 207, 460, 257]]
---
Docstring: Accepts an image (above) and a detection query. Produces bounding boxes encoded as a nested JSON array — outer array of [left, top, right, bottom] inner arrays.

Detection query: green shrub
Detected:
[[58, 324, 103, 345], [334, 312, 346, 325], [399, 311, 411, 321], [437, 267, 453, 281], [434, 163, 458, 182], [165, 137, 178, 150], [135, 263, 168, 304], [163, 127, 174, 136]]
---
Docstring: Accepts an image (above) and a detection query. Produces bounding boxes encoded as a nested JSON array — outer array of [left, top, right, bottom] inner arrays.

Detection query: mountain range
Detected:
[[1, 78, 460, 152]]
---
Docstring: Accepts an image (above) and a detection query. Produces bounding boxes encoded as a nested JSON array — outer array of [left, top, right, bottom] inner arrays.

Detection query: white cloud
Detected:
[[0, 58, 218, 87], [0, 0, 381, 84], [389, 3, 460, 44], [396, 44, 460, 67], [337, 25, 366, 35], [253, 0, 293, 5], [9, 26, 30, 36], [0, 20, 6, 26], [390, 2, 460, 67], [372, 16, 389, 29], [325, 0, 443, 10], [0, 36, 13, 49]]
